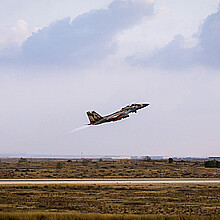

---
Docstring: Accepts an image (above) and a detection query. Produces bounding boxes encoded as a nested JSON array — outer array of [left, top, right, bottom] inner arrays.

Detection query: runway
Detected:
[[0, 178, 220, 185]]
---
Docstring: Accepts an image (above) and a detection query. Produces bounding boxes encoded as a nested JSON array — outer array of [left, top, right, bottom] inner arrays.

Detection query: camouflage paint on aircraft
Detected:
[[87, 103, 149, 125]]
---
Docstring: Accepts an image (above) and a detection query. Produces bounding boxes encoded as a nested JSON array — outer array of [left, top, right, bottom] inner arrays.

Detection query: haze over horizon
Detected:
[[1, 0, 220, 157]]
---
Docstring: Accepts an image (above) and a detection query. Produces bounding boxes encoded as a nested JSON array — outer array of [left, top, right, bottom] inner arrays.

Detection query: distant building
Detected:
[[150, 156, 169, 160], [110, 156, 172, 160], [146, 156, 161, 160], [131, 156, 144, 159], [162, 157, 170, 160], [111, 156, 131, 160]]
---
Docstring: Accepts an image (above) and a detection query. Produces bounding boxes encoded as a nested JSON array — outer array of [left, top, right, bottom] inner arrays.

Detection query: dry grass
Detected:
[[1, 159, 219, 218], [0, 159, 219, 179], [0, 212, 219, 220], [0, 184, 219, 216]]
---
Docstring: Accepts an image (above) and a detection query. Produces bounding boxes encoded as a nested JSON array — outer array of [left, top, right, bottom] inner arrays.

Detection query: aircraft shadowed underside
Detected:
[[87, 103, 149, 125]]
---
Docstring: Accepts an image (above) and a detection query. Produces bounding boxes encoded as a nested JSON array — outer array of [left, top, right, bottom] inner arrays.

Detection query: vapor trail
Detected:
[[68, 125, 91, 134]]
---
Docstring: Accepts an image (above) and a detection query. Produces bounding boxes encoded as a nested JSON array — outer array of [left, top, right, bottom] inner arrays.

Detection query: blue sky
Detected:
[[0, 0, 220, 157]]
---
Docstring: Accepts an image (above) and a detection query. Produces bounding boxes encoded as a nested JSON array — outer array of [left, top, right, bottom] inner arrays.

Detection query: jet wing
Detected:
[[105, 110, 130, 121], [105, 112, 121, 120]]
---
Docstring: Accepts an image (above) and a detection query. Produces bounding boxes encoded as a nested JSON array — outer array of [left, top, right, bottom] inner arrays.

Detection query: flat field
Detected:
[[0, 212, 219, 220], [0, 159, 219, 179], [1, 159, 219, 218], [0, 183, 219, 216]]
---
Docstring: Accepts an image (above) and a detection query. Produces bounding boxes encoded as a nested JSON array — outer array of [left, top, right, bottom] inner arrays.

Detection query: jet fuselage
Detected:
[[87, 103, 149, 125]]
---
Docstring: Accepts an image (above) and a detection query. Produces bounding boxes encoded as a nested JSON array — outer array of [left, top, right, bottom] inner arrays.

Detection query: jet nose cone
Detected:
[[143, 103, 150, 107]]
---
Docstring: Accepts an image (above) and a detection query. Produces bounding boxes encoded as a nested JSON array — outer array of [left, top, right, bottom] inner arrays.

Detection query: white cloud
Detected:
[[0, 20, 38, 50], [115, 6, 172, 59], [130, 7, 220, 69], [0, 0, 153, 66]]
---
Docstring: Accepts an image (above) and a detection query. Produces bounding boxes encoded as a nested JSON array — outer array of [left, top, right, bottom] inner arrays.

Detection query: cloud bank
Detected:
[[133, 7, 220, 69], [1, 1, 219, 70], [0, 0, 153, 66]]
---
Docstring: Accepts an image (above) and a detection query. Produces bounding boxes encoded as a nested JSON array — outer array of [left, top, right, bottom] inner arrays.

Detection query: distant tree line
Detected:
[[204, 160, 220, 168]]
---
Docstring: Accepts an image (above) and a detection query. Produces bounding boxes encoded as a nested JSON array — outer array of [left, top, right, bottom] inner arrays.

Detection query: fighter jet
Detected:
[[87, 103, 149, 125]]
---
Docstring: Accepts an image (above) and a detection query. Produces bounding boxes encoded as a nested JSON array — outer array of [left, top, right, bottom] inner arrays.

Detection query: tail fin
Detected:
[[87, 111, 103, 124]]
